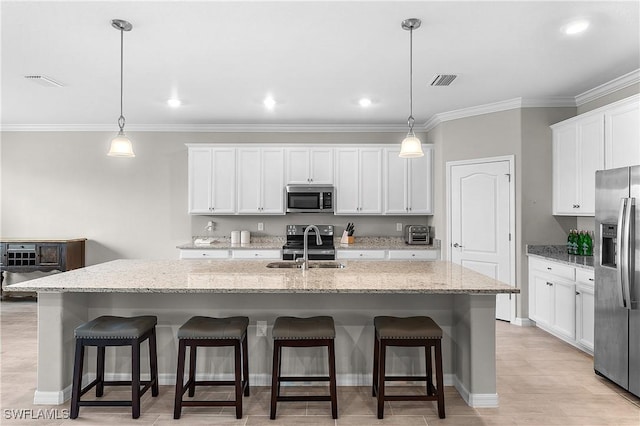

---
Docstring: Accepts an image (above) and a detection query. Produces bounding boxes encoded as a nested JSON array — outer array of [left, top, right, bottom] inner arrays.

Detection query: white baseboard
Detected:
[[512, 317, 535, 327], [453, 375, 499, 407], [33, 373, 457, 404]]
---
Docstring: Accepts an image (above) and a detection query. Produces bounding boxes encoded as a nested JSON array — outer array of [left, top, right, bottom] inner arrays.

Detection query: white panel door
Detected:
[[261, 148, 285, 214], [188, 148, 213, 213], [309, 148, 334, 184], [237, 148, 261, 213], [210, 148, 236, 214], [285, 148, 310, 184], [409, 147, 433, 214], [384, 148, 408, 214], [450, 159, 513, 321], [335, 149, 359, 214], [605, 99, 640, 169], [359, 148, 382, 214]]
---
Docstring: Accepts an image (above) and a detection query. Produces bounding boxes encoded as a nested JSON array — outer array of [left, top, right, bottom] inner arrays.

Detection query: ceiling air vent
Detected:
[[430, 74, 457, 86], [24, 75, 64, 87]]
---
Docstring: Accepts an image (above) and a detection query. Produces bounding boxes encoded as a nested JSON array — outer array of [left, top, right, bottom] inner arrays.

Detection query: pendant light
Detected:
[[399, 18, 424, 159], [107, 19, 135, 157]]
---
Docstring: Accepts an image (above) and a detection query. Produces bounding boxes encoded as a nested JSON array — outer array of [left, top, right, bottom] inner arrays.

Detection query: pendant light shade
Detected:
[[108, 19, 135, 158], [398, 18, 424, 159], [108, 131, 135, 157]]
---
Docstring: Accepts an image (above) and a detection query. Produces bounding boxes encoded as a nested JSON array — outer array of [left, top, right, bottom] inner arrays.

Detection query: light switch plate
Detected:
[[396, 223, 403, 232], [258, 223, 264, 231]]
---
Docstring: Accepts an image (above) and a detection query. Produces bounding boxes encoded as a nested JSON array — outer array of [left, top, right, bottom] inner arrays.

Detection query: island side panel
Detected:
[[453, 294, 498, 407], [35, 292, 88, 405]]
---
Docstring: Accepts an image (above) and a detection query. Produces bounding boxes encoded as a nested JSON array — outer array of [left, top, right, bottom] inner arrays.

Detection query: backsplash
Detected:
[[192, 214, 434, 239]]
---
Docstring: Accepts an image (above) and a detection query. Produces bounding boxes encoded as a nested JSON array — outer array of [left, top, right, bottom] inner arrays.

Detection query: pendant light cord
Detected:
[[407, 25, 415, 135], [118, 27, 125, 132]]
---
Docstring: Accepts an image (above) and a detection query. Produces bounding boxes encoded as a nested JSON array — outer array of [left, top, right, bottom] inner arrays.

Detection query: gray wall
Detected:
[[0, 131, 430, 265], [577, 83, 640, 114], [427, 107, 576, 319]]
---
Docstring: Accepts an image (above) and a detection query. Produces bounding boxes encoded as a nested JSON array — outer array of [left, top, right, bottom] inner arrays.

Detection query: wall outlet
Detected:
[[396, 223, 403, 232], [257, 222, 264, 231], [256, 321, 267, 337]]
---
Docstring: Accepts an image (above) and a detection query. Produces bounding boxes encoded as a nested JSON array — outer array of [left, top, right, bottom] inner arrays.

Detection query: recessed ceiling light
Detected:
[[167, 98, 182, 108], [263, 96, 276, 110], [564, 20, 589, 35], [359, 98, 372, 107]]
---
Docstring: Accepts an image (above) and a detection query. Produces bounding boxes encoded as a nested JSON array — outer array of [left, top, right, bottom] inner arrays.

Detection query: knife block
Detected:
[[340, 231, 355, 245]]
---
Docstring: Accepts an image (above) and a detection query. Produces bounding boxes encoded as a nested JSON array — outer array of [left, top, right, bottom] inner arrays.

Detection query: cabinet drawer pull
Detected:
[[576, 291, 580, 295], [589, 278, 594, 281]]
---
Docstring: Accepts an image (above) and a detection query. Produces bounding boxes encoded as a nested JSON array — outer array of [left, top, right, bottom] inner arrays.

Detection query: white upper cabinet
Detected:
[[551, 95, 640, 216], [237, 148, 285, 214], [605, 96, 640, 169], [552, 114, 604, 216], [286, 148, 334, 184], [188, 147, 236, 214], [383, 146, 433, 215], [335, 148, 382, 214]]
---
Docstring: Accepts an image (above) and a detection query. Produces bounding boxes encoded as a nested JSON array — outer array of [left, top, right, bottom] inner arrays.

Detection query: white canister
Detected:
[[241, 230, 250, 245], [231, 231, 240, 245]]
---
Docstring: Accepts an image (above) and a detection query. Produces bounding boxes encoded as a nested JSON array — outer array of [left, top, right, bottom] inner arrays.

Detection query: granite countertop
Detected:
[[527, 245, 594, 269], [7, 259, 517, 295], [178, 236, 439, 251]]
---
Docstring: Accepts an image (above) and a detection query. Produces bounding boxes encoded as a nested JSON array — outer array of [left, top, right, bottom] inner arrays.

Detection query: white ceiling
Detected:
[[1, 1, 639, 130]]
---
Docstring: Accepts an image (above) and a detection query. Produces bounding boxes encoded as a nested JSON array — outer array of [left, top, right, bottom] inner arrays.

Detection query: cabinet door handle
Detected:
[[547, 282, 553, 286], [573, 204, 581, 208], [576, 291, 580, 295], [547, 267, 552, 270], [589, 278, 594, 282]]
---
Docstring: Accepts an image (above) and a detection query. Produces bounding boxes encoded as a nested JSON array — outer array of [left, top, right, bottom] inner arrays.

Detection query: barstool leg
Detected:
[[131, 339, 141, 419], [372, 334, 379, 397], [435, 339, 446, 419], [70, 340, 85, 419], [149, 328, 159, 397], [188, 345, 197, 397], [242, 332, 250, 397], [234, 340, 243, 419], [426, 343, 434, 395], [174, 339, 187, 419], [377, 340, 387, 419], [328, 340, 338, 419], [270, 341, 281, 420], [96, 346, 105, 397]]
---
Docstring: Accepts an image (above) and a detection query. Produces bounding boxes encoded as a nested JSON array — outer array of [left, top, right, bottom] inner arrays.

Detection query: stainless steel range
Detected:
[[282, 225, 335, 261]]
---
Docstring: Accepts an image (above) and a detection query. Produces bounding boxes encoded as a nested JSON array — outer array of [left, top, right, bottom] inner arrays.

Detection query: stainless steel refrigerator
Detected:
[[594, 165, 639, 397]]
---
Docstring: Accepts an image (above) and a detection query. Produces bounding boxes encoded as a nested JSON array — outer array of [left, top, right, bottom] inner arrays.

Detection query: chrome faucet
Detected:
[[299, 225, 323, 270]]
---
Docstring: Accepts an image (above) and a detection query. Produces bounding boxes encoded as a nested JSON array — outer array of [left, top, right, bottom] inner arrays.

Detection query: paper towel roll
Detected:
[[241, 230, 250, 245], [231, 231, 240, 245]]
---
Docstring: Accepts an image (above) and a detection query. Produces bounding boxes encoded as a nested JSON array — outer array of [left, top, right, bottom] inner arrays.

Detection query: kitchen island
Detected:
[[8, 259, 517, 408]]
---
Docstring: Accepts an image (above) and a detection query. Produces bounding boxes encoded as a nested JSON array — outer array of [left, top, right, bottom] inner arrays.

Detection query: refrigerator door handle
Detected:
[[617, 198, 630, 309]]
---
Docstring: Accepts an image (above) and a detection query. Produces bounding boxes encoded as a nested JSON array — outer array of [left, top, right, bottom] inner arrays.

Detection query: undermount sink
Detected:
[[266, 261, 345, 269]]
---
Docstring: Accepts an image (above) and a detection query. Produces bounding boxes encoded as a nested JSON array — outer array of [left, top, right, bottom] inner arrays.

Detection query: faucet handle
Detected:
[[295, 257, 305, 264]]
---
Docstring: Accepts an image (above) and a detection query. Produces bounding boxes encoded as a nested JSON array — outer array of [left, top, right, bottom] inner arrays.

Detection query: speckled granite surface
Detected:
[[335, 237, 440, 251], [7, 259, 517, 294], [177, 236, 285, 250], [526, 245, 594, 269]]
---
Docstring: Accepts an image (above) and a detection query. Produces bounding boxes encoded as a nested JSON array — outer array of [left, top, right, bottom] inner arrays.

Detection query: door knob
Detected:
[[453, 243, 463, 248]]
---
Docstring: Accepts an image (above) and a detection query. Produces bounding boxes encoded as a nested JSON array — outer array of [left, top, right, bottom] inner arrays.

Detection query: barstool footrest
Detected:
[[78, 400, 133, 407], [278, 395, 331, 402], [383, 395, 440, 402], [383, 375, 428, 382], [181, 400, 240, 407], [279, 376, 330, 382]]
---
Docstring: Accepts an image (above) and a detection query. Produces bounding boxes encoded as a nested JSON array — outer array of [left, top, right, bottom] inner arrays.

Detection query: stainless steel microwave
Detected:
[[285, 185, 334, 213]]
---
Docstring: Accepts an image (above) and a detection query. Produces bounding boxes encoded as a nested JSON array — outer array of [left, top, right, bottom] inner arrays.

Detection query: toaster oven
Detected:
[[404, 225, 431, 245]]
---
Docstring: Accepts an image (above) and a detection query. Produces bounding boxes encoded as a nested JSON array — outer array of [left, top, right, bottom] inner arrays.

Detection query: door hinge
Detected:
[[505, 173, 511, 182]]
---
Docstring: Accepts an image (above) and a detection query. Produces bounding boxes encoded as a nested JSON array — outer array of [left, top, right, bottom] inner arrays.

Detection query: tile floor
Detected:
[[1, 299, 639, 425]]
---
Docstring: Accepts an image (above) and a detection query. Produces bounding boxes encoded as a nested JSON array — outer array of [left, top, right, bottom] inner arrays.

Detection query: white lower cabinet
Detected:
[[231, 250, 281, 260], [528, 257, 594, 353], [180, 249, 230, 259]]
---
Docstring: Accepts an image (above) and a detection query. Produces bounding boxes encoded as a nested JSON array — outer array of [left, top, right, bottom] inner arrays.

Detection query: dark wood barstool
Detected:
[[372, 316, 445, 419], [270, 316, 338, 420], [70, 315, 159, 419], [174, 316, 250, 419]]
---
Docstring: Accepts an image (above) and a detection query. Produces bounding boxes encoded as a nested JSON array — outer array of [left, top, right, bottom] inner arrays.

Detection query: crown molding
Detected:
[[575, 69, 640, 106], [422, 96, 576, 131], [0, 123, 408, 133]]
